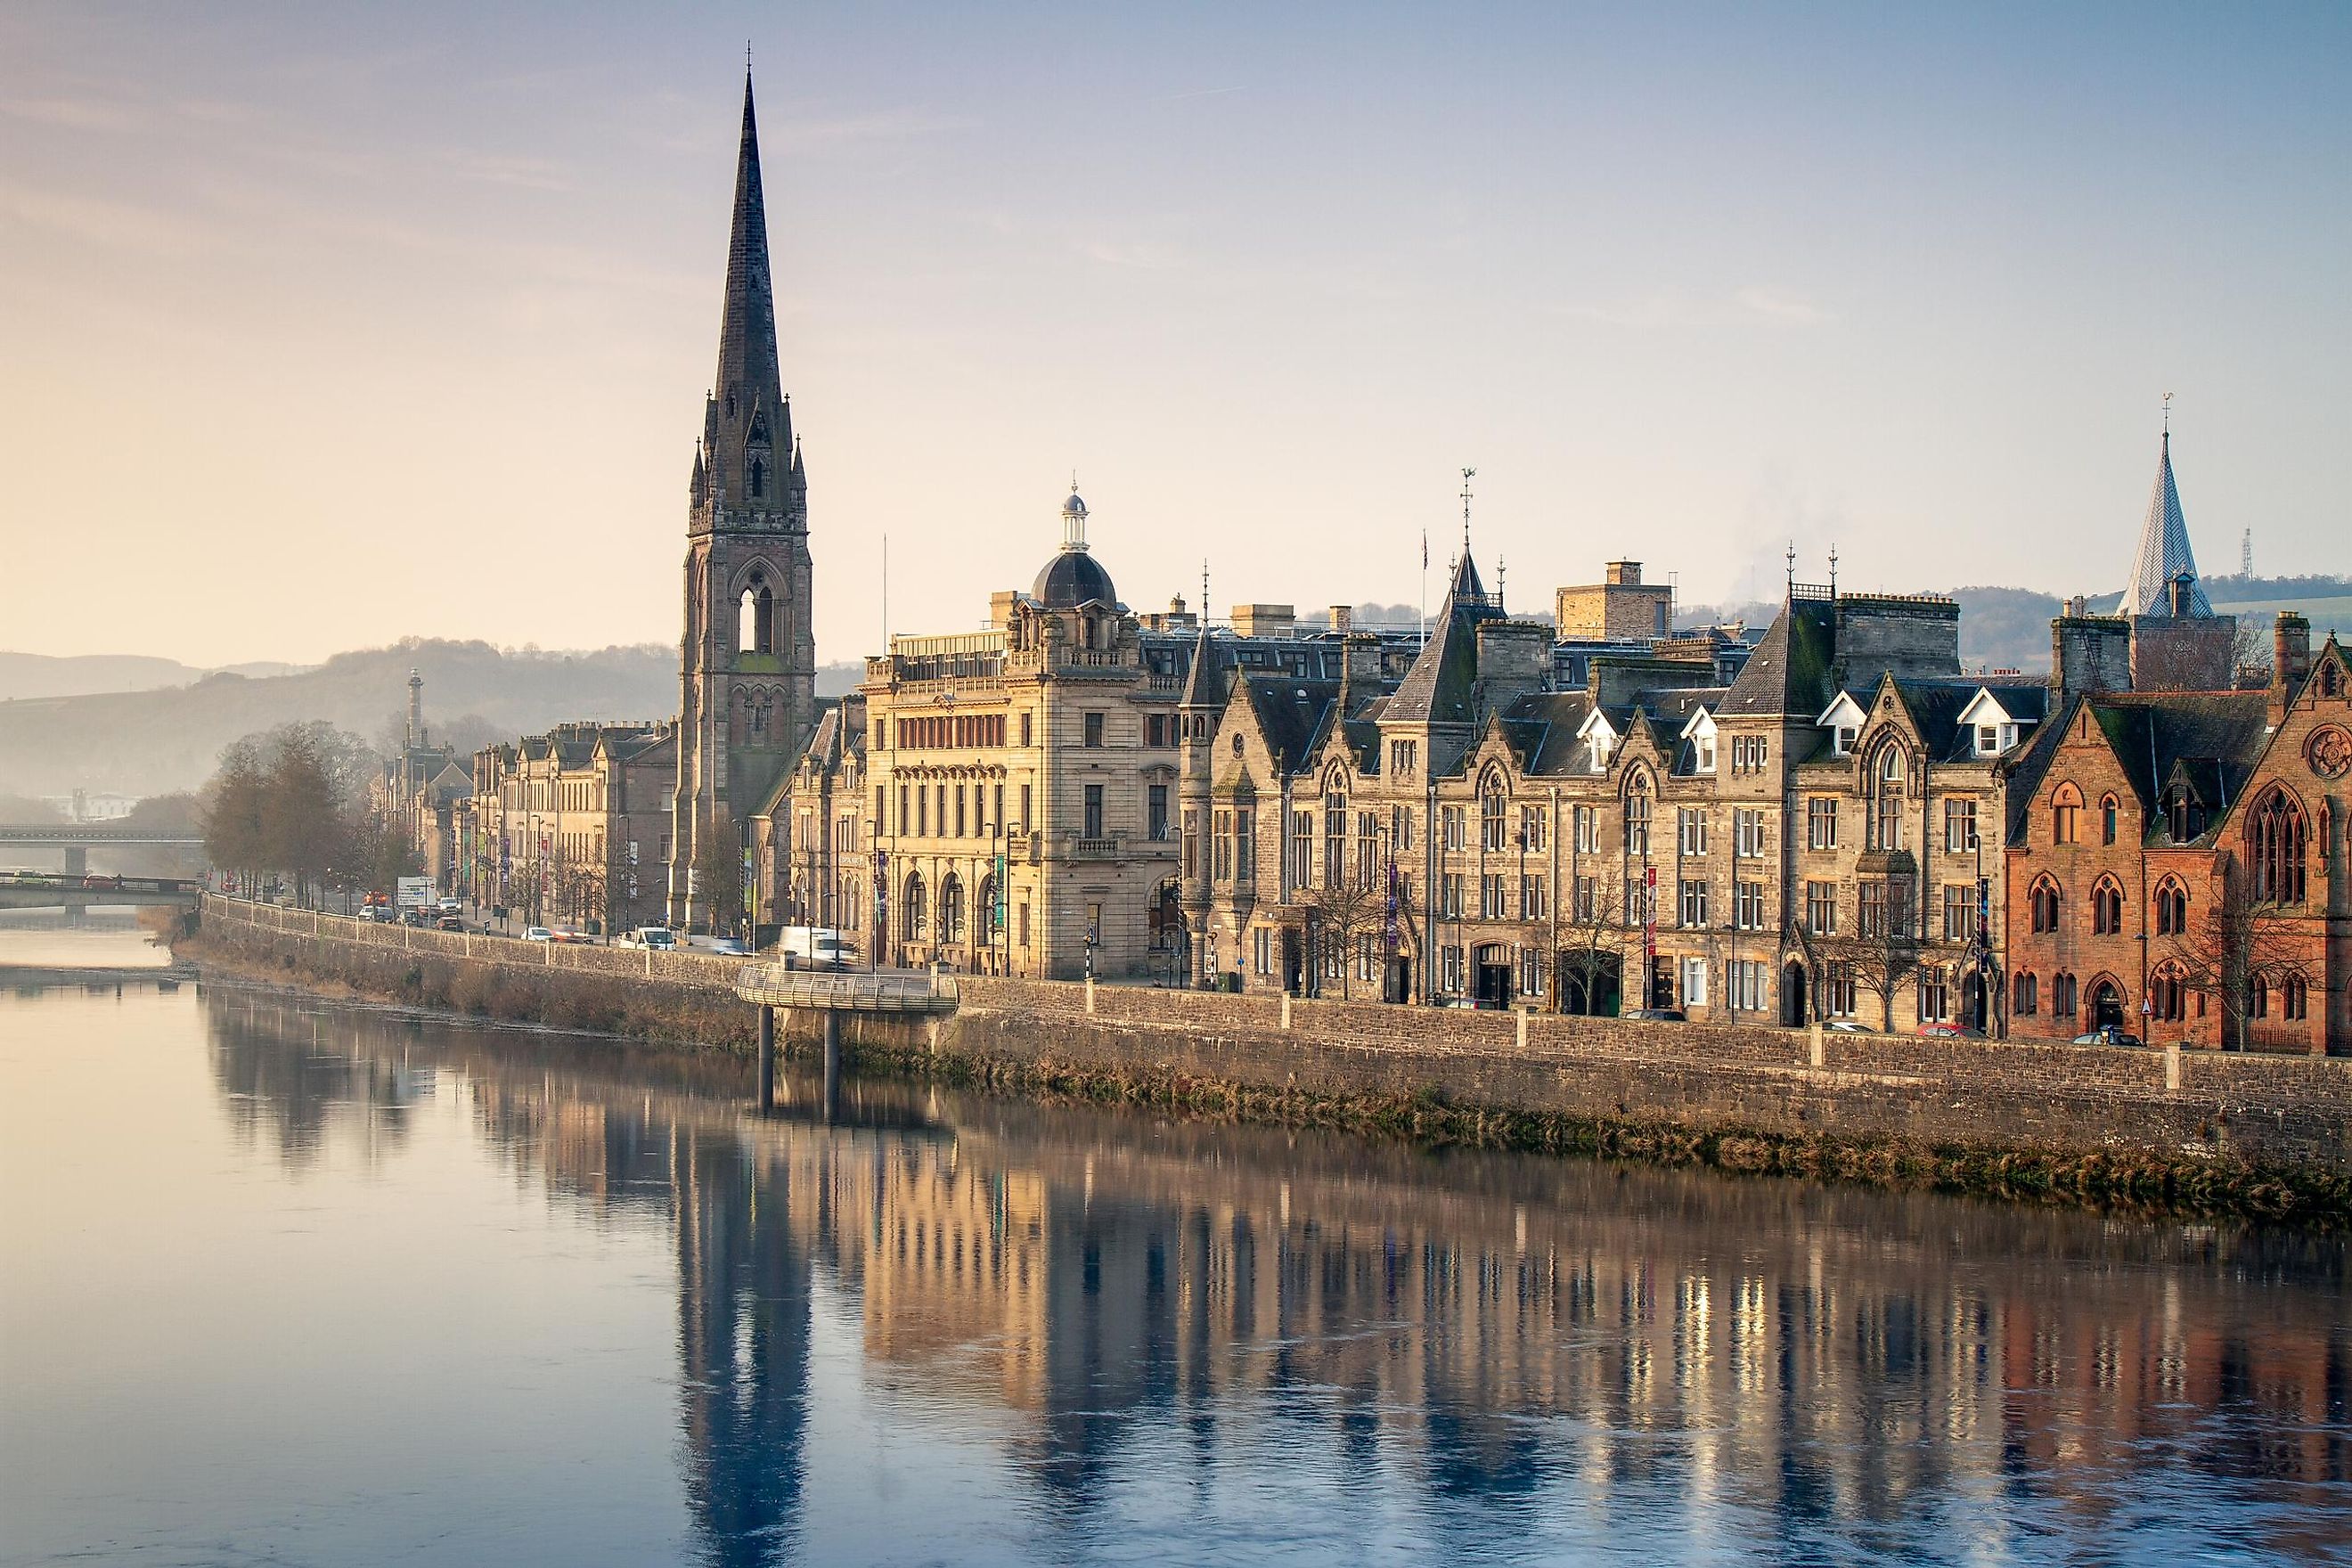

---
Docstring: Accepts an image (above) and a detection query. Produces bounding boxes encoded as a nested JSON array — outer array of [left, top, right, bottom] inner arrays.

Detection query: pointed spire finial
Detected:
[[2162, 389, 2173, 439], [1828, 544, 1839, 597], [1784, 540, 1796, 600], [1458, 467, 1475, 554]]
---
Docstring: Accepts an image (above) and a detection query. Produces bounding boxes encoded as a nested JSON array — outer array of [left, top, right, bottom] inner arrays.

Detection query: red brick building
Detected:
[[2005, 617, 2348, 1053]]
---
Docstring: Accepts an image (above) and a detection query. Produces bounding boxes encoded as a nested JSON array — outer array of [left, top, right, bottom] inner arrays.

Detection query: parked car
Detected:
[[2074, 1025, 2144, 1049], [436, 916, 464, 932], [81, 874, 123, 890], [1621, 1007, 1687, 1022], [522, 927, 554, 943], [1916, 1022, 1985, 1040], [775, 926, 853, 968]]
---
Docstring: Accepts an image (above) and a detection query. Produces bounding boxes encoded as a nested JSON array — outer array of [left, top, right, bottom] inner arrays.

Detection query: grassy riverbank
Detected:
[[178, 927, 2352, 1230]]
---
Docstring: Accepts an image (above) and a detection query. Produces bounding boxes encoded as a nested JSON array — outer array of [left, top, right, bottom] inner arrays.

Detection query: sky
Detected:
[[1, 2, 2346, 668]]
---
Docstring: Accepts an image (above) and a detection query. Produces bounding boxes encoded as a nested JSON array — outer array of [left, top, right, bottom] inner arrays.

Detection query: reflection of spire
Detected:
[[674, 1126, 810, 1567]]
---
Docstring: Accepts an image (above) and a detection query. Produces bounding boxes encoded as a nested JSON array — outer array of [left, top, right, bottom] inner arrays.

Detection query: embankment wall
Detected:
[[194, 896, 2352, 1189]]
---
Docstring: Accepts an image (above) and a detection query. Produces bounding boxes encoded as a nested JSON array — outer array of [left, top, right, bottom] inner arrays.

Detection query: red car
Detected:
[[1916, 1022, 1984, 1040], [81, 875, 123, 890]]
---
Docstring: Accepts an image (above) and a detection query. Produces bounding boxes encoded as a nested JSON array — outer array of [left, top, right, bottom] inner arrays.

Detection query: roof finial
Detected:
[[1784, 539, 1796, 600], [747, 39, 754, 72], [1201, 558, 1211, 620], [1828, 543, 1840, 598], [1458, 467, 1475, 555], [2162, 389, 2173, 445]]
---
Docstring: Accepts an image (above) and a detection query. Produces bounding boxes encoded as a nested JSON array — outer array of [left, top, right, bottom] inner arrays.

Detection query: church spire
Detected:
[[703, 67, 792, 514], [2118, 418, 2210, 618]]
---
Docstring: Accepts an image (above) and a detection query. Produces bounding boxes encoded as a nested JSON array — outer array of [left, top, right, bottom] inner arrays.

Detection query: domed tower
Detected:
[[1030, 489, 1119, 612]]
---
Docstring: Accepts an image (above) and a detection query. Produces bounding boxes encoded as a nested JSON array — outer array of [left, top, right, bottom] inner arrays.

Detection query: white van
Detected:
[[619, 926, 677, 951], [776, 926, 853, 968]]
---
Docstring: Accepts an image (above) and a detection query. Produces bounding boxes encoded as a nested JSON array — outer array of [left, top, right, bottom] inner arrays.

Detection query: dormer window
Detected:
[[1837, 727, 1858, 755], [1695, 736, 1717, 773], [1977, 725, 1999, 755]]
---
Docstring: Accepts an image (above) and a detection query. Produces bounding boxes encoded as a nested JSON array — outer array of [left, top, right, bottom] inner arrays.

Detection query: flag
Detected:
[[1421, 531, 1428, 569]]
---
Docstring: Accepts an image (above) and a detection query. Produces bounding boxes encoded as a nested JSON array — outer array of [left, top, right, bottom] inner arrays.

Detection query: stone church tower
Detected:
[[671, 69, 816, 930]]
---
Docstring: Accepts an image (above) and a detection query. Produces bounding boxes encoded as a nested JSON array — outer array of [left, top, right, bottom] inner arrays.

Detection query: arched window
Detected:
[[2013, 971, 2038, 1016], [1623, 780, 1652, 855], [1871, 745, 1906, 852], [2053, 971, 2078, 1018], [2166, 789, 2201, 844], [2091, 875, 2125, 935], [2321, 663, 2343, 698], [902, 871, 927, 940], [1480, 779, 1507, 853], [2149, 965, 2187, 1023], [2246, 788, 2307, 904], [2051, 783, 2082, 846], [939, 874, 965, 943], [748, 457, 764, 499], [2153, 878, 2188, 935], [739, 588, 759, 653], [2283, 974, 2309, 1022], [2249, 973, 2268, 1019], [2029, 876, 2062, 935], [2100, 794, 2119, 845]]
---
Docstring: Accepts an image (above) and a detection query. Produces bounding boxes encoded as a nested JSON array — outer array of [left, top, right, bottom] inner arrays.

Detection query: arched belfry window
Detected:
[[739, 575, 775, 656], [748, 457, 765, 499]]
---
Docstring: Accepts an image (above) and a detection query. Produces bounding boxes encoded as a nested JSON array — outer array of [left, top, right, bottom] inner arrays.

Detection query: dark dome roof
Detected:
[[1032, 549, 1118, 609]]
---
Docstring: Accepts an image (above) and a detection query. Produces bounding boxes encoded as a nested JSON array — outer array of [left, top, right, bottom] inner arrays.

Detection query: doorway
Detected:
[[2090, 979, 2125, 1030], [1473, 943, 1514, 1009], [1781, 960, 1809, 1027]]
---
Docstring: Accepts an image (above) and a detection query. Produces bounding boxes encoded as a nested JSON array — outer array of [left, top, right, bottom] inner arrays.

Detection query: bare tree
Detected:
[[1556, 861, 1629, 1016], [2162, 854, 2322, 1051], [1809, 874, 1923, 1033], [693, 808, 746, 935], [1301, 873, 1382, 1000]]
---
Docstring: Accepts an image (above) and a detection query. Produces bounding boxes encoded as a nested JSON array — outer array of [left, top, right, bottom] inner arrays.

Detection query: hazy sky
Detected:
[[3, 2, 2346, 667]]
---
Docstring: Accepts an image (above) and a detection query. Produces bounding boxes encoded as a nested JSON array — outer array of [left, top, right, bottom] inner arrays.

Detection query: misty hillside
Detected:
[[0, 651, 307, 702], [0, 641, 869, 797]]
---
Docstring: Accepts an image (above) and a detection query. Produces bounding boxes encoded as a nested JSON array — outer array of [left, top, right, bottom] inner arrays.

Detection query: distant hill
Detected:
[[0, 640, 679, 796], [0, 651, 307, 702], [0, 641, 871, 797]]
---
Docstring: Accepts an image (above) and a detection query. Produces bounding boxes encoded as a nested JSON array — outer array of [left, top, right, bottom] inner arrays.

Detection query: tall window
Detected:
[[2091, 876, 2124, 935], [2053, 972, 2078, 1018], [1678, 878, 1709, 927], [1871, 746, 1906, 852], [1943, 884, 1974, 943], [1858, 880, 1891, 939], [1290, 811, 1313, 889], [1574, 805, 1599, 853], [2030, 878, 2062, 934], [1082, 784, 1104, 839], [1325, 791, 1348, 887], [1236, 810, 1253, 881], [2154, 878, 2187, 935], [1390, 739, 1417, 778], [1441, 805, 1466, 852], [1807, 798, 1837, 852], [1519, 804, 1547, 853], [1734, 807, 1764, 858], [1481, 787, 1507, 852], [1678, 808, 1709, 856], [1805, 881, 1837, 936], [1148, 785, 1170, 842], [2013, 972, 2038, 1016], [1944, 799, 1978, 854], [1735, 880, 1765, 930], [2051, 784, 2082, 845], [2101, 795, 2120, 845], [1082, 711, 1106, 748], [1624, 786, 1652, 855], [2247, 788, 2308, 903]]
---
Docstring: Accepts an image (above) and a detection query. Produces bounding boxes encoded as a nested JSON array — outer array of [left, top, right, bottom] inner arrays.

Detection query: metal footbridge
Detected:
[[732, 964, 961, 1113]]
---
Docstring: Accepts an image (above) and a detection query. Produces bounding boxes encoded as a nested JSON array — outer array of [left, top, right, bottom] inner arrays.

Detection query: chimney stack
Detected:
[[1329, 604, 1352, 633], [2273, 611, 2312, 722]]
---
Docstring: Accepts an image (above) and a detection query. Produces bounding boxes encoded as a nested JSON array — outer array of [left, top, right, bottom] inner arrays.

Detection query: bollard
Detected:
[[1280, 992, 1292, 1032], [1809, 1019, 1825, 1070], [756, 1003, 775, 1112], [1516, 1007, 1529, 1051], [2164, 1040, 2182, 1093]]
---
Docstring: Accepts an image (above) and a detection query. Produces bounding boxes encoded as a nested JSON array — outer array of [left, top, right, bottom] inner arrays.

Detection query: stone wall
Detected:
[[196, 894, 2352, 1180]]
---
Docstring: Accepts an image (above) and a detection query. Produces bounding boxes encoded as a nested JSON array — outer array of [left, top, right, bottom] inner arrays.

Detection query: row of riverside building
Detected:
[[380, 69, 2347, 1053]]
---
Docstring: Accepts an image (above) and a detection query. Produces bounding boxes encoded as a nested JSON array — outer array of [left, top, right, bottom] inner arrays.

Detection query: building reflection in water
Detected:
[[203, 988, 2352, 1564]]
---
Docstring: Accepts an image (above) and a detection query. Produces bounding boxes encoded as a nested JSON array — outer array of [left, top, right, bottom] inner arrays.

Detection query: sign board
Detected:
[[396, 877, 434, 911]]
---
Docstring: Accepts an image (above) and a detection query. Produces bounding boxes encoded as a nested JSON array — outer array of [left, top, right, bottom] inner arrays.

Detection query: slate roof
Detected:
[[1383, 549, 1505, 725], [1176, 623, 1226, 710], [1718, 600, 1836, 716], [1240, 675, 1340, 774], [2089, 691, 2270, 818], [2118, 433, 2213, 617]]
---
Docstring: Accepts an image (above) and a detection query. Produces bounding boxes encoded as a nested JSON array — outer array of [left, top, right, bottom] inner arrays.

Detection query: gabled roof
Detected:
[[2089, 691, 2270, 816], [1176, 622, 1226, 710], [1499, 690, 1597, 776], [1718, 599, 1836, 716]]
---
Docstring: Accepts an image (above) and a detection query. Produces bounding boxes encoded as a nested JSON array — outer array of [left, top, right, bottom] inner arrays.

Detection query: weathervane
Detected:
[[1785, 540, 1796, 598], [1458, 467, 1476, 552], [1828, 543, 1840, 597], [2162, 389, 2173, 437]]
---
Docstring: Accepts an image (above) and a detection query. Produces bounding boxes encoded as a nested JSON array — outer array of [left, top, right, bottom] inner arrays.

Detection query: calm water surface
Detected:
[[2, 947, 2347, 1565]]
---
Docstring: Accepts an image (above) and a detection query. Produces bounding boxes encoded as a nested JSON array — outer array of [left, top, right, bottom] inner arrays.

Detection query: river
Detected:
[[2, 934, 2346, 1565]]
